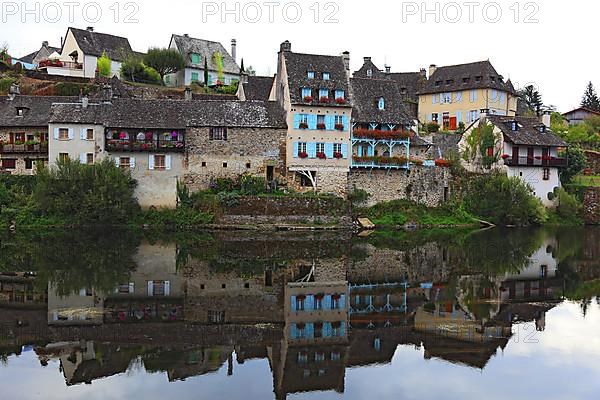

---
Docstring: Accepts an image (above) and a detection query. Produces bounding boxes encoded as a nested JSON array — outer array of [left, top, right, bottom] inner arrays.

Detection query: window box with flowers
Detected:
[[353, 129, 411, 140], [298, 151, 308, 159], [303, 96, 313, 103], [333, 152, 343, 159], [319, 97, 330, 104], [435, 158, 450, 167], [335, 123, 344, 131], [335, 97, 346, 105], [299, 122, 309, 129], [316, 152, 326, 159], [501, 154, 510, 159], [316, 123, 326, 130]]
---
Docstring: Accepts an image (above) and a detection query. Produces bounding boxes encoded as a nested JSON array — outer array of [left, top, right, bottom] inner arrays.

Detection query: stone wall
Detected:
[[583, 187, 600, 225], [348, 166, 451, 207], [585, 150, 600, 175], [287, 167, 349, 198], [0, 127, 48, 175], [184, 126, 286, 192]]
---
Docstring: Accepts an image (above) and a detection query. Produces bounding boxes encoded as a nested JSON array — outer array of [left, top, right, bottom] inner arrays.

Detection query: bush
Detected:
[[348, 186, 370, 206], [120, 55, 162, 84], [217, 192, 240, 207], [427, 122, 440, 133], [55, 82, 93, 96], [560, 145, 588, 184], [555, 188, 582, 221], [464, 173, 547, 226], [0, 77, 16, 94], [239, 174, 266, 195], [97, 52, 112, 77]]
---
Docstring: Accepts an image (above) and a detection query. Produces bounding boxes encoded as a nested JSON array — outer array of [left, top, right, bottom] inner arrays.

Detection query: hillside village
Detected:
[[1, 27, 599, 225]]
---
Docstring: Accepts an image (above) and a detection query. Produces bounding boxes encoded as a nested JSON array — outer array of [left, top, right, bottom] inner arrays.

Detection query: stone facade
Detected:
[[0, 127, 48, 175], [348, 166, 450, 207], [585, 150, 600, 175], [184, 126, 287, 192], [584, 187, 600, 225]]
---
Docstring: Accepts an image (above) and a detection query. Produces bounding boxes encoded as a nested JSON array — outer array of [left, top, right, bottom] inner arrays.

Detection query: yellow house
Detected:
[[418, 61, 518, 130]]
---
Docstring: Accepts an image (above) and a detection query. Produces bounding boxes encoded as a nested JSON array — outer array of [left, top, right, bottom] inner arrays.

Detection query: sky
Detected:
[[1, 0, 598, 112]]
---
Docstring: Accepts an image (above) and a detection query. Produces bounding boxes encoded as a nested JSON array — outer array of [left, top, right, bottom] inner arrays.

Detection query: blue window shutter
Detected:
[[341, 144, 348, 159], [293, 114, 300, 129], [307, 142, 317, 158], [342, 115, 348, 131], [340, 322, 346, 336], [305, 295, 314, 310], [456, 111, 462, 123], [368, 145, 374, 157], [290, 323, 298, 339], [324, 295, 332, 309], [339, 294, 345, 309], [324, 115, 333, 130], [306, 323, 314, 338], [325, 143, 334, 158], [308, 114, 317, 130], [427, 114, 432, 122], [323, 322, 332, 337], [357, 145, 363, 157], [500, 92, 506, 102], [293, 142, 299, 158], [291, 295, 297, 311]]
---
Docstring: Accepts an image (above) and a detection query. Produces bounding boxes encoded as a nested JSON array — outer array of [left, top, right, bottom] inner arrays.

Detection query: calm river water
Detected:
[[1, 227, 599, 399]]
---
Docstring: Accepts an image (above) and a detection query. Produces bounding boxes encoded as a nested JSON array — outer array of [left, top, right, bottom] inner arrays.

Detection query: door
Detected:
[[449, 117, 457, 130], [541, 147, 549, 166], [266, 166, 274, 182], [512, 146, 519, 165], [527, 147, 534, 166]]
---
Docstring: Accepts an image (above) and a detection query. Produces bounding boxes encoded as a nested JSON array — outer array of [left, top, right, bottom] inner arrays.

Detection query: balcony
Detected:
[[38, 59, 83, 70], [352, 156, 409, 169], [504, 156, 568, 168], [105, 129, 185, 153], [0, 143, 48, 154]]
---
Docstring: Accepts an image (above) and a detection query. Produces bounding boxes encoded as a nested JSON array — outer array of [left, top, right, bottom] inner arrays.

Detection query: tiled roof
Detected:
[[418, 60, 515, 95], [352, 58, 386, 79], [562, 107, 600, 117], [349, 77, 412, 125], [0, 96, 78, 127], [68, 28, 133, 61], [488, 115, 567, 147], [50, 99, 286, 129], [171, 34, 239, 75], [388, 72, 425, 103], [241, 76, 274, 101], [283, 51, 351, 106]]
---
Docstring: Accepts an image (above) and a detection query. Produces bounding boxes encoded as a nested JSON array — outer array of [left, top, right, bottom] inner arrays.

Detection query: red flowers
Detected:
[[353, 129, 411, 140], [435, 158, 450, 167], [298, 151, 308, 158], [316, 152, 327, 159], [299, 122, 308, 129], [335, 98, 346, 105], [333, 152, 343, 159], [353, 156, 408, 166], [335, 123, 344, 131], [319, 96, 330, 104], [303, 96, 313, 103], [316, 123, 326, 130], [501, 154, 510, 159]]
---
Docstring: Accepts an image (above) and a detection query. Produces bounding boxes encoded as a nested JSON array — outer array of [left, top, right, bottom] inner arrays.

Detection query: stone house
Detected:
[[165, 34, 240, 87], [459, 112, 568, 206], [418, 60, 518, 129], [41, 27, 135, 78], [562, 106, 600, 126], [273, 41, 353, 195], [0, 92, 77, 174], [19, 41, 61, 67], [183, 99, 287, 191]]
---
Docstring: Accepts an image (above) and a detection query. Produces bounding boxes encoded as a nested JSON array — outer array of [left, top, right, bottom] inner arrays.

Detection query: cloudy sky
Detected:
[[2, 0, 598, 111]]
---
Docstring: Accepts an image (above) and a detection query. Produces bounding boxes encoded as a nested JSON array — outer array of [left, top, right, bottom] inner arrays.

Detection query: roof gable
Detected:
[[241, 76, 275, 101], [68, 28, 133, 61], [1, 96, 78, 127], [349, 77, 412, 125], [171, 34, 240, 75], [487, 115, 567, 147]]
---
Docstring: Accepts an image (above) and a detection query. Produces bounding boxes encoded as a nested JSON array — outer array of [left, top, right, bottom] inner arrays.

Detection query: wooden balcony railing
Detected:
[[504, 156, 568, 168], [0, 143, 48, 154], [105, 139, 185, 152]]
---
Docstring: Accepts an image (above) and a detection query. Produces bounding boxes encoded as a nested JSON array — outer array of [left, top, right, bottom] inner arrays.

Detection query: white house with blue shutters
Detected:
[[274, 41, 353, 195]]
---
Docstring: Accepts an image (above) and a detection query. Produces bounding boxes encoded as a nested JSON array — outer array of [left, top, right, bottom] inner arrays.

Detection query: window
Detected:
[[316, 142, 325, 154], [298, 142, 307, 155], [223, 162, 227, 168], [151, 280, 169, 296], [11, 132, 25, 143], [378, 97, 385, 110], [245, 162, 251, 169], [58, 128, 69, 140], [208, 310, 225, 324], [16, 108, 25, 116], [331, 295, 341, 309], [298, 352, 308, 364], [191, 72, 199, 82], [25, 159, 34, 170], [470, 110, 479, 122], [1, 159, 16, 169], [543, 168, 550, 181], [441, 92, 452, 104], [154, 154, 166, 170], [431, 113, 438, 123], [117, 283, 134, 294], [475, 75, 482, 82], [366, 69, 373, 77], [322, 72, 330, 80], [165, 75, 171, 84], [334, 115, 344, 127], [191, 53, 200, 64], [301, 87, 312, 98], [119, 157, 130, 169], [86, 128, 94, 140], [331, 352, 340, 361], [317, 114, 326, 127], [319, 88, 329, 99], [209, 127, 227, 140], [442, 112, 450, 129], [86, 153, 94, 165], [299, 171, 315, 187], [333, 143, 342, 154], [314, 296, 323, 310], [307, 71, 315, 79], [59, 153, 69, 163], [315, 352, 325, 362], [299, 113, 309, 124], [335, 90, 344, 99], [296, 296, 305, 311]]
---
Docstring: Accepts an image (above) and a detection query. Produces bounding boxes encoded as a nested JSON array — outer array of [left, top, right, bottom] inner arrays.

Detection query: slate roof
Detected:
[[418, 60, 516, 95], [49, 99, 287, 129], [283, 51, 351, 106], [241, 76, 274, 101], [388, 72, 425, 103], [0, 96, 78, 127], [171, 35, 239, 74], [488, 115, 567, 147], [432, 133, 461, 157], [67, 28, 133, 61], [562, 107, 600, 118], [349, 77, 412, 125], [19, 45, 61, 64], [352, 58, 386, 79]]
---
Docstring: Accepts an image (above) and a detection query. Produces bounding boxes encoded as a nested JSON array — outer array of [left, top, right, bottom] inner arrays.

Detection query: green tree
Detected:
[[581, 81, 600, 112], [464, 173, 547, 226], [213, 51, 224, 84], [203, 58, 209, 86], [560, 145, 588, 184], [519, 85, 544, 116], [97, 52, 112, 77], [143, 48, 186, 83], [121, 55, 162, 84]]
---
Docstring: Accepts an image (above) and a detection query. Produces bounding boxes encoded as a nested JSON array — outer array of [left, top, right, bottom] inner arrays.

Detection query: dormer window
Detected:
[[462, 77, 469, 84], [322, 72, 330, 80], [301, 87, 312, 98], [366, 69, 373, 77], [511, 121, 518, 131], [539, 125, 546, 133], [16, 107, 26, 116], [475, 76, 483, 82], [307, 71, 315, 79], [435, 80, 442, 87], [190, 53, 200, 64], [334, 89, 345, 100], [378, 97, 385, 110], [446, 79, 453, 85], [400, 87, 407, 95], [490, 76, 496, 82]]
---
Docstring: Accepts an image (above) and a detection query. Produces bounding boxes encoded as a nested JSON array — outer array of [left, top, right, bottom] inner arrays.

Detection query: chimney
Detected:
[[542, 111, 551, 129], [419, 68, 427, 78], [385, 65, 391, 74], [8, 83, 20, 100], [280, 40, 291, 53], [183, 33, 189, 38], [341, 51, 350, 71], [429, 64, 437, 78], [42, 40, 49, 47], [81, 95, 89, 108], [363, 56, 371, 63], [86, 26, 94, 32], [184, 87, 193, 101], [231, 39, 237, 63]]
